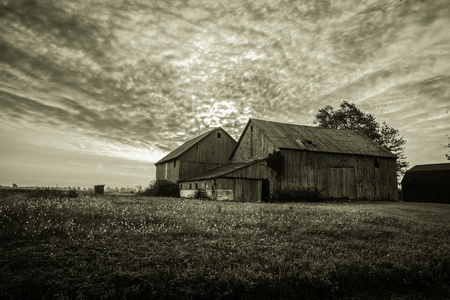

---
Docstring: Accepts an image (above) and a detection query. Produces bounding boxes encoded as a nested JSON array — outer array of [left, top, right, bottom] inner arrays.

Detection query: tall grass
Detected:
[[0, 195, 449, 299]]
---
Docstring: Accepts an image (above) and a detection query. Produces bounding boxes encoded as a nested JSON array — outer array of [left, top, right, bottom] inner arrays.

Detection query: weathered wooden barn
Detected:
[[401, 163, 450, 203], [177, 119, 398, 201], [154, 127, 237, 183]]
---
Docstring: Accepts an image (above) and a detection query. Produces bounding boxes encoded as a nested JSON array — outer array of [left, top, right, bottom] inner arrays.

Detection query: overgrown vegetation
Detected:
[[27, 187, 79, 199], [192, 188, 211, 200], [1, 195, 449, 299], [272, 187, 322, 202], [139, 180, 179, 197]]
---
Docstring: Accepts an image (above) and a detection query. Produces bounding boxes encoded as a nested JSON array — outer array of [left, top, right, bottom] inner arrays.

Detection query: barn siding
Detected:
[[161, 119, 398, 201], [179, 177, 264, 202], [221, 161, 280, 194], [179, 128, 236, 180], [229, 128, 398, 201], [280, 150, 397, 200], [155, 128, 236, 183], [155, 159, 180, 182], [231, 122, 278, 162]]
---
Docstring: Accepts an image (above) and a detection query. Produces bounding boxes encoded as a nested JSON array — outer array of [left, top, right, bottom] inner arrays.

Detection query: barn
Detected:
[[154, 127, 237, 183], [177, 119, 398, 201], [401, 163, 450, 203]]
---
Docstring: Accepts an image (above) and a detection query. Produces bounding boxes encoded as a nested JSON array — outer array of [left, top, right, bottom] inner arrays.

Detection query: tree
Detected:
[[314, 101, 409, 179], [444, 134, 450, 160]]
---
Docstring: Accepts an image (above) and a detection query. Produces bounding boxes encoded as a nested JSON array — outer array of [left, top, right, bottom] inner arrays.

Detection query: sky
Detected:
[[1, 0, 449, 188]]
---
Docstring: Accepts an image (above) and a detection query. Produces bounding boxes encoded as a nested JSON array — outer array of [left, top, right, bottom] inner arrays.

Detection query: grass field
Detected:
[[1, 194, 449, 299]]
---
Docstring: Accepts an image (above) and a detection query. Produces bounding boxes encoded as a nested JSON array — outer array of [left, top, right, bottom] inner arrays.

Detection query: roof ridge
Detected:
[[251, 118, 366, 132], [155, 127, 221, 165], [248, 118, 396, 158]]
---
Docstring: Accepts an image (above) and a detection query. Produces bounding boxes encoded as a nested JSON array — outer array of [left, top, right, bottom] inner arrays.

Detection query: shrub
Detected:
[[272, 187, 322, 202], [140, 180, 180, 197], [67, 188, 79, 198], [192, 189, 210, 200]]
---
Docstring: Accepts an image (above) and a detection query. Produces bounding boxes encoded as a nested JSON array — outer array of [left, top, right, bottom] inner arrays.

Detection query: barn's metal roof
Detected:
[[401, 163, 450, 185], [245, 119, 397, 158], [155, 127, 234, 165], [180, 159, 265, 182]]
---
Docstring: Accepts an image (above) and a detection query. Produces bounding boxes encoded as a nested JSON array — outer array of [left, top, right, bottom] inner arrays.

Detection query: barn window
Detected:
[[180, 184, 183, 189], [250, 126, 253, 132], [374, 158, 380, 168], [189, 183, 192, 189], [195, 183, 198, 189], [196, 143, 199, 150], [173, 160, 176, 167], [306, 140, 313, 145], [217, 132, 222, 138]]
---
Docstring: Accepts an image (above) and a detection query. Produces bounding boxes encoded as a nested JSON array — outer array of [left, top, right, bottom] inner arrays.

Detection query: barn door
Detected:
[[234, 179, 243, 201], [328, 167, 357, 199], [261, 180, 270, 202]]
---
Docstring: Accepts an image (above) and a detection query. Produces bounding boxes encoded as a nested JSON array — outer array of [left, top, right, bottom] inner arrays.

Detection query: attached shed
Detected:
[[154, 127, 237, 183], [401, 163, 450, 203], [179, 159, 271, 202]]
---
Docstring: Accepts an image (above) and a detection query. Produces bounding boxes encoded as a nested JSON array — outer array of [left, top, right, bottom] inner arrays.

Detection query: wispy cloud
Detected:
[[1, 0, 449, 174]]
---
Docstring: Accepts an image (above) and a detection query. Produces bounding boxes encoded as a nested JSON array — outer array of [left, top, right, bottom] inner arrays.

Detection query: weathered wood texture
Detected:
[[168, 119, 398, 201], [178, 129, 236, 180], [231, 123, 278, 162], [155, 159, 180, 183], [179, 177, 265, 202], [280, 150, 398, 200], [221, 161, 279, 196], [156, 128, 236, 182], [229, 119, 398, 200], [233, 179, 262, 202]]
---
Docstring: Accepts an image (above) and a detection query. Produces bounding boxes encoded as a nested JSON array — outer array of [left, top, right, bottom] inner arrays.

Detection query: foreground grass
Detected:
[[0, 195, 449, 299]]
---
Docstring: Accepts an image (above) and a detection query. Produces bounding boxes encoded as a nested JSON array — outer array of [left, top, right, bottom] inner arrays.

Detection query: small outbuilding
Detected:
[[94, 184, 105, 195], [401, 163, 450, 203]]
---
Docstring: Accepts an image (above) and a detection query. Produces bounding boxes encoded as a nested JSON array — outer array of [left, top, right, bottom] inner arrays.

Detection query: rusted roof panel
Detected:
[[251, 119, 396, 158]]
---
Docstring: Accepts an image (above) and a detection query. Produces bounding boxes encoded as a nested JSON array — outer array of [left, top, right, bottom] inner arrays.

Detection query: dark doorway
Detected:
[[261, 180, 270, 202]]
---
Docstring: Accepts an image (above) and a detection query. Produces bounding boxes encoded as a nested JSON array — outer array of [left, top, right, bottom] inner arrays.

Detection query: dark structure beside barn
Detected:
[[156, 119, 399, 202], [401, 163, 450, 203]]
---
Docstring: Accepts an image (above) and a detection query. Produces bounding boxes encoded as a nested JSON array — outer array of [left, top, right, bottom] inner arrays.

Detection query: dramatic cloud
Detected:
[[1, 0, 449, 186]]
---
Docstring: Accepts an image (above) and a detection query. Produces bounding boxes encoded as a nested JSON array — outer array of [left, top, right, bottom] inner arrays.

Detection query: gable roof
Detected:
[[155, 127, 235, 165], [179, 159, 266, 182], [401, 163, 450, 185], [231, 119, 396, 158]]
